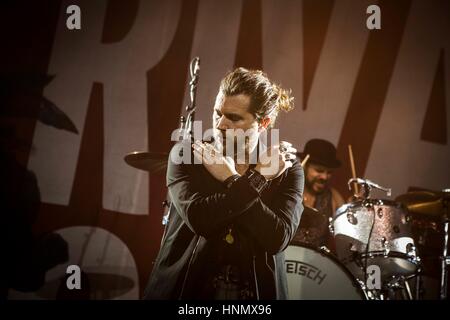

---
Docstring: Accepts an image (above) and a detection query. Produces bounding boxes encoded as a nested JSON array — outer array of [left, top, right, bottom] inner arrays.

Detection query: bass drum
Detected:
[[284, 245, 366, 300]]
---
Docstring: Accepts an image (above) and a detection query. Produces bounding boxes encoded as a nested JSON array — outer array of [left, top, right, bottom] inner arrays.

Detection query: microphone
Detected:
[[348, 177, 391, 197], [191, 57, 200, 77]]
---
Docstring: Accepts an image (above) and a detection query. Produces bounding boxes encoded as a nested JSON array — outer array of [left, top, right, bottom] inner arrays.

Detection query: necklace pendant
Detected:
[[225, 230, 234, 244]]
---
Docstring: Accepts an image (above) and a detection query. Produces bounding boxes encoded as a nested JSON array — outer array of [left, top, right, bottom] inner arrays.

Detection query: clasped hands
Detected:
[[192, 140, 297, 183]]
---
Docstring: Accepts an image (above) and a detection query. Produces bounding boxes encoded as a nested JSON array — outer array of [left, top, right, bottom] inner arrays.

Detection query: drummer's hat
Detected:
[[298, 139, 342, 168]]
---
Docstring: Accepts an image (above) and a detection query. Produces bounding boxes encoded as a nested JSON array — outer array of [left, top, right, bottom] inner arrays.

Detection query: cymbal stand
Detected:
[[440, 189, 450, 299]]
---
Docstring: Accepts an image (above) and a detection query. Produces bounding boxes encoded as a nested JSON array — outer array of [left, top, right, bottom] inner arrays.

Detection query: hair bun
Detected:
[[273, 84, 294, 113]]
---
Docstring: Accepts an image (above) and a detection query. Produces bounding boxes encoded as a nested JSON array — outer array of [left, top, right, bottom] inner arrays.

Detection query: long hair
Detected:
[[219, 67, 294, 126]]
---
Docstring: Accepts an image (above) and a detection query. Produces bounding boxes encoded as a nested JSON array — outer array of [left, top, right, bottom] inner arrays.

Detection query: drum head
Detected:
[[285, 245, 365, 300]]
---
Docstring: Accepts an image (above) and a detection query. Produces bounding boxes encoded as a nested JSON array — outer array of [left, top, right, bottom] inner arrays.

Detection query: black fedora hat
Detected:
[[297, 139, 341, 168]]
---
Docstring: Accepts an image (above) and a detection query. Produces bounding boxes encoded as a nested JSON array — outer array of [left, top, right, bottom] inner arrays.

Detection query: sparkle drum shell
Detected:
[[330, 200, 420, 281]]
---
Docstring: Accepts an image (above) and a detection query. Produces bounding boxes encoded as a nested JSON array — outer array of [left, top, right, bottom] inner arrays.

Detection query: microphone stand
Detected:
[[163, 57, 201, 228], [182, 57, 200, 140], [348, 177, 392, 199], [440, 189, 450, 300]]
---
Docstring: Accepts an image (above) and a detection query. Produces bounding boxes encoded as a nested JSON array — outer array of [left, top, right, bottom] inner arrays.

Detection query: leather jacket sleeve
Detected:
[[235, 162, 304, 254], [166, 142, 304, 253]]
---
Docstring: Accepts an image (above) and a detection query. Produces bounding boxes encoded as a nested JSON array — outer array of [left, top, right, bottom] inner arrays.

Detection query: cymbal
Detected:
[[395, 190, 450, 216], [124, 151, 168, 173]]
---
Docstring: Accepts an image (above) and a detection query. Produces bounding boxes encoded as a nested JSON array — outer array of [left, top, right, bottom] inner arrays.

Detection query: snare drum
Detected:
[[291, 206, 330, 248], [284, 245, 366, 299], [330, 199, 420, 281]]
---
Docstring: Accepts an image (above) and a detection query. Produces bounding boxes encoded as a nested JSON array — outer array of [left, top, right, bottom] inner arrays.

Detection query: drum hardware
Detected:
[[362, 200, 376, 295], [364, 200, 374, 207], [403, 276, 413, 299], [415, 274, 422, 299], [377, 207, 383, 218], [328, 217, 334, 234], [440, 190, 449, 300], [347, 211, 358, 224], [384, 276, 414, 300], [319, 246, 331, 254], [348, 177, 392, 200], [366, 271, 422, 300], [353, 278, 375, 300], [401, 214, 409, 224], [406, 243, 417, 258], [123, 151, 168, 173], [381, 237, 390, 257], [360, 277, 385, 300], [396, 188, 450, 300], [366, 290, 383, 300]]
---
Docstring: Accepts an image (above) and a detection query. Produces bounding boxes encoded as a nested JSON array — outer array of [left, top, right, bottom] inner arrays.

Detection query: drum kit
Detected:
[[125, 148, 450, 300], [123, 57, 450, 300], [285, 178, 450, 300]]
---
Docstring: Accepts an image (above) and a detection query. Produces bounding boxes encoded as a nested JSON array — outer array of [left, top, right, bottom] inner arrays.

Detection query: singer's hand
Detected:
[[192, 140, 238, 182], [254, 141, 296, 180]]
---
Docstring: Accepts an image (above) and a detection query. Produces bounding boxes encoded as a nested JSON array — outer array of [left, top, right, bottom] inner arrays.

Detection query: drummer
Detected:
[[293, 139, 345, 248]]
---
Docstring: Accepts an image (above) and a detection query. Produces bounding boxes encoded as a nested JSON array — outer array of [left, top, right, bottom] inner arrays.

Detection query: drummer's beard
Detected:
[[305, 176, 329, 194]]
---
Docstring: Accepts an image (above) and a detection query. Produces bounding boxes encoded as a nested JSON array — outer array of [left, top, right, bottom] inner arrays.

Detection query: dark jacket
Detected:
[[144, 142, 304, 299]]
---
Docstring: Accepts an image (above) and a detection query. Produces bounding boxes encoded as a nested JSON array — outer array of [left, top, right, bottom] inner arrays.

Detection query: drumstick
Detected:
[[348, 145, 359, 194], [301, 154, 310, 167]]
